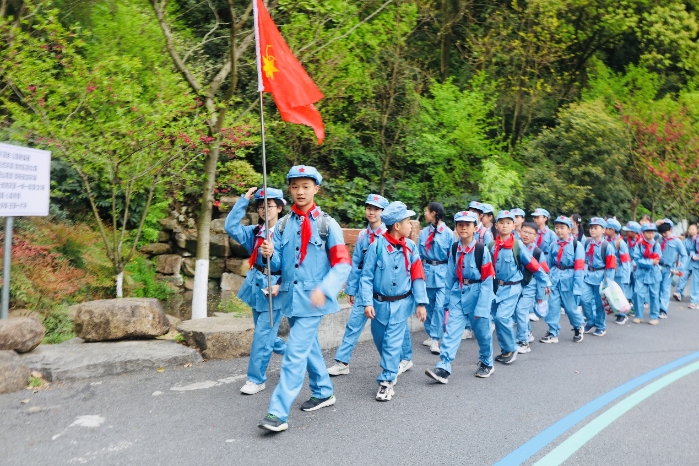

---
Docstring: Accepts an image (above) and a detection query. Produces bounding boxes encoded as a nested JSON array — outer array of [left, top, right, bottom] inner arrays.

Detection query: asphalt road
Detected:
[[2, 300, 698, 465]]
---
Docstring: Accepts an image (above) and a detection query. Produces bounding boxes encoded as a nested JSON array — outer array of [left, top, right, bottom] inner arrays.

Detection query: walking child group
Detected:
[[223, 165, 699, 433]]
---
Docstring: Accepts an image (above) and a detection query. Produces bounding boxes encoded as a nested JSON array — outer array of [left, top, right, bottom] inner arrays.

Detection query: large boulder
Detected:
[[156, 254, 182, 275], [210, 218, 226, 234], [177, 316, 254, 359], [182, 257, 225, 278], [220, 273, 245, 293], [140, 243, 172, 256], [225, 258, 249, 277], [0, 317, 46, 353], [0, 350, 30, 394], [72, 298, 170, 342], [158, 218, 183, 233], [229, 238, 250, 258]]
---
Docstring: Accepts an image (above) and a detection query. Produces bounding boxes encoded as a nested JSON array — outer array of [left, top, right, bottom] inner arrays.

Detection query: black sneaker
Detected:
[[659, 310, 668, 319], [615, 315, 628, 325], [539, 332, 559, 344], [573, 326, 584, 343], [258, 414, 288, 432], [300, 395, 336, 412], [425, 367, 449, 384], [495, 351, 517, 364], [475, 362, 494, 378]]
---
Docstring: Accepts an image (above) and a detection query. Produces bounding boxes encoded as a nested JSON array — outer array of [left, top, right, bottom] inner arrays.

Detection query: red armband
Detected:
[[329, 245, 351, 267], [411, 259, 426, 281], [525, 258, 541, 273], [573, 259, 585, 271], [619, 253, 631, 263], [605, 255, 617, 269], [480, 262, 495, 280]]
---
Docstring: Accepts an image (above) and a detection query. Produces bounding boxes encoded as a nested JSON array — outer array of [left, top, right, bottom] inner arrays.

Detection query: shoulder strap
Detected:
[[487, 240, 495, 250], [451, 242, 458, 259], [573, 238, 578, 253], [276, 213, 291, 234], [601, 241, 608, 262], [318, 212, 330, 239], [252, 224, 261, 237], [513, 239, 521, 270], [533, 247, 542, 263], [475, 242, 485, 271]]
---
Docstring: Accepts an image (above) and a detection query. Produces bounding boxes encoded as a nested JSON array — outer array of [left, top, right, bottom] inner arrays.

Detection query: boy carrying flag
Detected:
[[425, 211, 495, 383], [257, 166, 351, 432], [361, 202, 428, 401]]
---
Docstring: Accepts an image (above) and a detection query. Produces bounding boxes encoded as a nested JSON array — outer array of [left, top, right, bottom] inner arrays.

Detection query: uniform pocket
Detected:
[[303, 280, 322, 291]]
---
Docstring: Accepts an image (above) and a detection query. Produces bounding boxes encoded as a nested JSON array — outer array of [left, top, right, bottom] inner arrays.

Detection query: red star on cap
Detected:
[[462, 211, 468, 216], [299, 167, 306, 173], [259, 190, 265, 196], [373, 196, 379, 201]]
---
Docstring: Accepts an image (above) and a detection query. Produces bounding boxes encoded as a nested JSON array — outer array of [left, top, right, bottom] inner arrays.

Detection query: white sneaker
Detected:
[[397, 359, 413, 375], [529, 313, 539, 322], [673, 292, 682, 302], [517, 342, 531, 354], [430, 339, 441, 354], [327, 362, 350, 376], [422, 338, 433, 346], [240, 381, 265, 395], [376, 381, 394, 401], [561, 308, 565, 315], [528, 331, 535, 343], [462, 329, 474, 340]]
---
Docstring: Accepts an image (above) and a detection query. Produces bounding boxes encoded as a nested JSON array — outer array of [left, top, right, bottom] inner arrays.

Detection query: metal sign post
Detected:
[[0, 143, 51, 319]]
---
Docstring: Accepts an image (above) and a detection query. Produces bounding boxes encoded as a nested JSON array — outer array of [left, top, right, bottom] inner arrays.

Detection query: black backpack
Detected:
[[450, 241, 486, 274]]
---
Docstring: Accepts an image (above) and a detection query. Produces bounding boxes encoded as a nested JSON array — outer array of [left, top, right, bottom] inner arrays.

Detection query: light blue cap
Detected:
[[589, 217, 607, 228], [254, 187, 286, 205], [554, 215, 573, 229], [622, 221, 642, 234], [365, 194, 389, 209], [642, 223, 658, 232], [481, 203, 494, 214], [286, 165, 322, 185], [496, 209, 515, 221], [454, 211, 479, 224], [381, 201, 415, 225], [531, 208, 550, 218], [661, 218, 674, 228], [512, 208, 525, 217], [606, 218, 622, 232], [468, 201, 485, 212]]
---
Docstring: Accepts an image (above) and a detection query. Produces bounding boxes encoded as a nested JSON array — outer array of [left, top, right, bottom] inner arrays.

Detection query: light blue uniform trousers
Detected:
[[581, 282, 606, 331], [247, 308, 286, 384], [371, 318, 409, 384], [545, 285, 584, 337], [268, 316, 333, 422], [491, 288, 520, 354], [438, 309, 492, 372], [424, 287, 446, 340]]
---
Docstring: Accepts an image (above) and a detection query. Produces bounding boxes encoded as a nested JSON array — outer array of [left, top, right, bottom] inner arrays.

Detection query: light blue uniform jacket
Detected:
[[224, 197, 281, 311], [547, 238, 584, 295], [445, 239, 494, 318], [344, 224, 386, 298], [631, 240, 662, 284], [360, 236, 429, 325], [583, 239, 617, 286], [418, 223, 454, 289], [268, 206, 351, 317]]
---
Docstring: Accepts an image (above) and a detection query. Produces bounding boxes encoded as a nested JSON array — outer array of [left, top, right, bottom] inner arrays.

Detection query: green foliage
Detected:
[[42, 308, 76, 345], [124, 256, 176, 302], [215, 160, 263, 201], [522, 101, 631, 217], [217, 295, 253, 317]]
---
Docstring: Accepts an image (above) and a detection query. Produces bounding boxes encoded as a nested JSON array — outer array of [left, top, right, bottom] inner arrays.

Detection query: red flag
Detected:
[[253, 0, 325, 144]]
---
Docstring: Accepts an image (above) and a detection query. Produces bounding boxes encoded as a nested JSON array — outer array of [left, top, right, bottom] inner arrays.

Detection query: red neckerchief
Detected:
[[557, 238, 571, 266], [367, 225, 383, 244], [248, 230, 265, 269], [627, 236, 639, 248], [383, 232, 411, 271], [536, 228, 545, 247], [586, 240, 600, 265], [661, 236, 673, 252], [492, 234, 515, 264], [456, 241, 475, 288], [425, 224, 437, 252], [639, 238, 658, 260], [291, 202, 317, 265]]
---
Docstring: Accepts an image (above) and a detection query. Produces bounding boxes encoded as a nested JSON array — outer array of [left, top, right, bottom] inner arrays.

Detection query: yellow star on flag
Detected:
[[263, 46, 279, 79]]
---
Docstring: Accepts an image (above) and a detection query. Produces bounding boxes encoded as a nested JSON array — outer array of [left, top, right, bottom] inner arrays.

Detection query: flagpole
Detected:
[[259, 91, 275, 328]]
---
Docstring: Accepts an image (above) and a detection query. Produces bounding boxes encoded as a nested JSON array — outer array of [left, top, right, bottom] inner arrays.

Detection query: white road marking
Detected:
[[152, 391, 163, 396], [170, 374, 246, 392], [70, 415, 105, 428]]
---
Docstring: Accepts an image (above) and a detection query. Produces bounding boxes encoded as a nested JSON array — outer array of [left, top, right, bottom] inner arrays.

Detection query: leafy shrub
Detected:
[[42, 308, 76, 344], [124, 256, 176, 301], [217, 294, 253, 317]]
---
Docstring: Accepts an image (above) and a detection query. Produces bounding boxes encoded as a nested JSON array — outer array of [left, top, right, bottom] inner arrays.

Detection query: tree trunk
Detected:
[[191, 134, 221, 319], [440, 0, 451, 82], [115, 271, 124, 298], [630, 196, 639, 221]]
